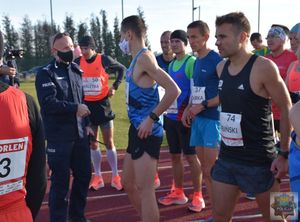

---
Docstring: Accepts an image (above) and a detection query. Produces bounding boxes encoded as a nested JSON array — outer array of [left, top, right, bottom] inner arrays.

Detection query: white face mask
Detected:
[[119, 39, 130, 55]]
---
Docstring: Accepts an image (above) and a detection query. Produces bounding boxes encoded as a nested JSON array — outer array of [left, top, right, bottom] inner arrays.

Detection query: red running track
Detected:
[[35, 148, 290, 222]]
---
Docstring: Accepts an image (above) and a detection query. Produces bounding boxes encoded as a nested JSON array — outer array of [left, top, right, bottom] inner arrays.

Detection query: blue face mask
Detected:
[[119, 39, 130, 55]]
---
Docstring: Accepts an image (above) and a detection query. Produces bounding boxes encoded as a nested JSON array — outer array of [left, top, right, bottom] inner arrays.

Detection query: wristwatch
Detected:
[[277, 150, 289, 159], [201, 100, 208, 109], [149, 112, 159, 122]]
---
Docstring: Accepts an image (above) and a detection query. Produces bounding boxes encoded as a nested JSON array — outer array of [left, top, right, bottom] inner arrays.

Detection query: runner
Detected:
[[266, 26, 297, 140], [289, 23, 300, 53], [183, 20, 222, 213], [120, 15, 180, 222], [76, 35, 126, 191], [250, 32, 270, 56], [158, 30, 203, 212], [154, 30, 175, 189], [209, 12, 291, 222]]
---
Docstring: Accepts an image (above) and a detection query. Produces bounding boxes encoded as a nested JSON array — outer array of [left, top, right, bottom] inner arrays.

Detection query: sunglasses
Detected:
[[52, 32, 70, 46]]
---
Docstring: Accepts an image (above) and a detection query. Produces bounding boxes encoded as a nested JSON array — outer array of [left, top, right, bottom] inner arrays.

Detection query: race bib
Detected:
[[167, 100, 178, 114], [220, 112, 244, 146], [82, 77, 102, 96], [191, 86, 206, 104], [0, 137, 28, 195]]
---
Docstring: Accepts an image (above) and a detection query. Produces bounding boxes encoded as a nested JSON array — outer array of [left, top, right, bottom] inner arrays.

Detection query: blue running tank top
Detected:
[[156, 54, 173, 73], [166, 55, 193, 121], [126, 48, 163, 137]]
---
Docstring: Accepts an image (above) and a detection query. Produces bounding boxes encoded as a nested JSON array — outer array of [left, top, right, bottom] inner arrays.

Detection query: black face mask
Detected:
[[57, 50, 73, 63]]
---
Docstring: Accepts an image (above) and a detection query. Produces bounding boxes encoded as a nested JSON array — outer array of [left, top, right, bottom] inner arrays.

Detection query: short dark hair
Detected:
[[121, 15, 146, 39], [161, 30, 171, 38], [271, 24, 289, 35], [187, 20, 210, 35], [215, 12, 250, 35], [250, 32, 262, 42], [51, 32, 70, 47]]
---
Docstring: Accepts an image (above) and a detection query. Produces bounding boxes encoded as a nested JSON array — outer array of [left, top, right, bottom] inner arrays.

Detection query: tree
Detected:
[[77, 22, 88, 43], [100, 10, 113, 56], [90, 14, 102, 53], [33, 20, 52, 65], [63, 15, 76, 41], [113, 16, 130, 67], [2, 15, 19, 50], [19, 15, 34, 71], [137, 7, 151, 50]]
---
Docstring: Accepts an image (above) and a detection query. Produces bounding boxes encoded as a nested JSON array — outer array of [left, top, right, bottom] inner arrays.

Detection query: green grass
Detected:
[[20, 79, 167, 149]]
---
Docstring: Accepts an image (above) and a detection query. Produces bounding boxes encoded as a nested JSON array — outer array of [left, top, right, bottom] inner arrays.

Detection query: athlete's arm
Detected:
[[101, 55, 126, 90], [25, 93, 47, 219], [257, 58, 292, 178]]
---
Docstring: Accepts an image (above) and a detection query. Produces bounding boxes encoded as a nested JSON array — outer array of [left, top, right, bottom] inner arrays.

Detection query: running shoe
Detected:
[[245, 193, 256, 200], [89, 175, 104, 190], [111, 175, 123, 191], [154, 173, 161, 189], [188, 193, 206, 212], [158, 190, 188, 206]]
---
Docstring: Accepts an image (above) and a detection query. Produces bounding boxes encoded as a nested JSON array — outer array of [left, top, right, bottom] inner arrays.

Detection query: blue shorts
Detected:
[[211, 158, 275, 194], [190, 115, 220, 148]]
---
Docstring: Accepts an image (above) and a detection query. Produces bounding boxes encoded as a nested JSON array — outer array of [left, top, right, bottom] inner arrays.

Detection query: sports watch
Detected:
[[201, 100, 208, 109], [277, 150, 289, 159], [149, 112, 159, 122]]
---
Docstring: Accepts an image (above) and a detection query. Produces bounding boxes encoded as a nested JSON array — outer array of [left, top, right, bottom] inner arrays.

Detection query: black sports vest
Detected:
[[219, 55, 276, 165]]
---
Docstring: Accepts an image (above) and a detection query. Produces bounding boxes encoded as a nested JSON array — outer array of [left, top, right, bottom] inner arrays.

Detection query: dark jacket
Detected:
[[35, 59, 88, 141]]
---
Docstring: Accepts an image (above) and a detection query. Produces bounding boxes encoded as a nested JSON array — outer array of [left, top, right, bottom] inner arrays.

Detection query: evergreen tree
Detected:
[[63, 15, 76, 41], [33, 20, 52, 65], [2, 15, 19, 50], [19, 15, 34, 71], [77, 22, 88, 43], [137, 7, 151, 50], [113, 16, 130, 67], [90, 14, 102, 53], [100, 10, 113, 56]]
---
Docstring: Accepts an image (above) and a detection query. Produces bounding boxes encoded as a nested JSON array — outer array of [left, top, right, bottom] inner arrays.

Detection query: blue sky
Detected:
[[1, 0, 299, 52]]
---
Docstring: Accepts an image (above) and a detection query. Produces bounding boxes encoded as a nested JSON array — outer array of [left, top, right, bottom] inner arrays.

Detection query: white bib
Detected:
[[220, 112, 244, 147], [82, 77, 102, 96], [167, 100, 178, 114], [191, 86, 206, 104], [0, 137, 28, 195]]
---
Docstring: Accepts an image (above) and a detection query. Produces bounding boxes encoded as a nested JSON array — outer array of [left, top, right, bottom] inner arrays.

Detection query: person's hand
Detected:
[[137, 117, 153, 139], [270, 155, 289, 179], [187, 104, 204, 119], [76, 104, 91, 117], [181, 108, 191, 128], [0, 66, 16, 76], [108, 87, 116, 97], [86, 126, 94, 136]]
